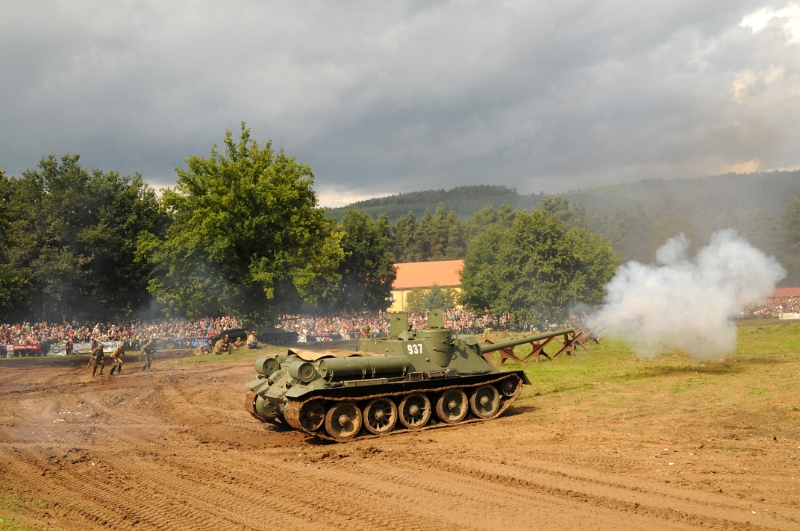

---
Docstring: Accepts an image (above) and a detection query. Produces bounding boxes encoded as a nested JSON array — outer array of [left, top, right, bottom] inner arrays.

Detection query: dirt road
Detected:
[[1, 356, 798, 530]]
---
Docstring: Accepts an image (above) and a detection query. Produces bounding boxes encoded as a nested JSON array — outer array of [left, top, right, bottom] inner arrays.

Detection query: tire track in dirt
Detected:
[[404, 454, 790, 530], [156, 450, 467, 531], [306, 449, 697, 530], [3, 445, 316, 531], [501, 457, 800, 525], [167, 445, 684, 531]]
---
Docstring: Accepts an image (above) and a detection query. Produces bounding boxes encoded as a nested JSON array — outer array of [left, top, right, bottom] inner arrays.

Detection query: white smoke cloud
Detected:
[[588, 230, 786, 358]]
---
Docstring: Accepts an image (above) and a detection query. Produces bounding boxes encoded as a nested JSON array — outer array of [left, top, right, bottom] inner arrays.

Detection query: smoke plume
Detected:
[[588, 230, 786, 357]]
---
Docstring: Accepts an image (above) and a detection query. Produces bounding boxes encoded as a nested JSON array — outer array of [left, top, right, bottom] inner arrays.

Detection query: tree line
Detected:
[[9, 123, 792, 328], [0, 126, 399, 327]]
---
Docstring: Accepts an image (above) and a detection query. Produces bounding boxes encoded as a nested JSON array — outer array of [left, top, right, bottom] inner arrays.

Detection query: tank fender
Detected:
[[245, 378, 270, 393], [513, 370, 531, 385]]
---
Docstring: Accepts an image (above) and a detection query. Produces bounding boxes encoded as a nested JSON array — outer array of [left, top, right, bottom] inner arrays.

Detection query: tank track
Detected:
[[247, 372, 523, 442]]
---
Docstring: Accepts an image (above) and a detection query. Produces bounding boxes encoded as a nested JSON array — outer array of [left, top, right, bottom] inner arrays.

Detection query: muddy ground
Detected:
[[1, 352, 799, 531]]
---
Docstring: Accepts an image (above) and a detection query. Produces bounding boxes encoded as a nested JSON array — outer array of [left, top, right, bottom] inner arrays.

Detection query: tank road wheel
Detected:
[[435, 389, 468, 423], [398, 393, 431, 429], [299, 400, 326, 432], [499, 375, 522, 397], [469, 385, 500, 419], [324, 402, 362, 440], [363, 398, 398, 435]]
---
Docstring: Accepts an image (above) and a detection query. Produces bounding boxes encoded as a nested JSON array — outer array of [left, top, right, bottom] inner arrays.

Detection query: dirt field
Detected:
[[1, 333, 799, 530]]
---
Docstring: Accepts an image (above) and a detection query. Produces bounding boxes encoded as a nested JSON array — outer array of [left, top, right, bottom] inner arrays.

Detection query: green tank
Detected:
[[244, 309, 572, 441]]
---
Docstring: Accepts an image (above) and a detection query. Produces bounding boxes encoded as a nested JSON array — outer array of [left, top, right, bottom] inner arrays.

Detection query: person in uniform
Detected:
[[246, 331, 258, 349], [194, 339, 211, 356], [213, 335, 230, 355], [232, 336, 245, 349], [139, 340, 155, 371], [109, 343, 125, 375], [88, 340, 105, 377]]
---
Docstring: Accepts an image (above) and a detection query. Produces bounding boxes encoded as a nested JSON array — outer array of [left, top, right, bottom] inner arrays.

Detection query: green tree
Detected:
[[458, 226, 505, 313], [392, 211, 423, 262], [0, 169, 28, 320], [540, 196, 586, 228], [777, 197, 800, 287], [422, 284, 457, 310], [320, 209, 396, 313], [461, 209, 620, 323], [139, 124, 343, 327], [443, 210, 465, 259], [405, 288, 427, 312], [464, 202, 517, 242], [3, 155, 164, 322], [404, 284, 457, 311]]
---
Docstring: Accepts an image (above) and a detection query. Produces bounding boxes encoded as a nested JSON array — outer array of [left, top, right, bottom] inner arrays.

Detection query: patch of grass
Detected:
[[491, 323, 800, 436], [0, 516, 29, 531], [0, 489, 49, 531], [172, 345, 285, 366], [0, 492, 21, 513]]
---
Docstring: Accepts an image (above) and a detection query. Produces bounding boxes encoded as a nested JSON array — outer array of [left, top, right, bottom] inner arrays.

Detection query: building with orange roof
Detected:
[[388, 260, 464, 312], [772, 287, 800, 297]]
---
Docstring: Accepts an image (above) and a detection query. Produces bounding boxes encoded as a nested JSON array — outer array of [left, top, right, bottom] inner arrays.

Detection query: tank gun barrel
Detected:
[[478, 329, 574, 356]]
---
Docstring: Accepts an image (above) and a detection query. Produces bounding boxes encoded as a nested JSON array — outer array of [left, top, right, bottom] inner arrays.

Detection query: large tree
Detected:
[[0, 155, 164, 322], [139, 124, 343, 326], [460, 209, 620, 324]]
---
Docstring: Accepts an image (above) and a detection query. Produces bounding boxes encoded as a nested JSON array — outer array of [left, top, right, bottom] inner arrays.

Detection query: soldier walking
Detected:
[[109, 343, 125, 375], [88, 340, 105, 377], [139, 340, 156, 371]]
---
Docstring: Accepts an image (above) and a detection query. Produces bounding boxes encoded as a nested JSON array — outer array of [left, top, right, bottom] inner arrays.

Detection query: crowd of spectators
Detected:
[[6, 295, 795, 355], [1, 305, 606, 355], [278, 309, 512, 338], [0, 307, 575, 353], [740, 296, 800, 319], [1, 317, 240, 350]]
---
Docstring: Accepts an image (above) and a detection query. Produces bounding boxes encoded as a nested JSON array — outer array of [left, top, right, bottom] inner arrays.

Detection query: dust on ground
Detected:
[[0, 348, 798, 531]]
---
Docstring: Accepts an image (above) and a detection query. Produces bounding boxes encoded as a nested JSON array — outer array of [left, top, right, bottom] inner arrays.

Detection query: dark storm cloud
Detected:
[[1, 1, 799, 205]]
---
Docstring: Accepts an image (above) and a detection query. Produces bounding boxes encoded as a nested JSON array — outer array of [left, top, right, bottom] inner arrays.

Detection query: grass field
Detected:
[[491, 322, 800, 442]]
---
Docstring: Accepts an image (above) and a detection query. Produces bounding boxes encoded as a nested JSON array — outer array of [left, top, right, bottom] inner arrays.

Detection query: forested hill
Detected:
[[326, 171, 800, 222], [566, 171, 800, 216], [325, 185, 543, 221]]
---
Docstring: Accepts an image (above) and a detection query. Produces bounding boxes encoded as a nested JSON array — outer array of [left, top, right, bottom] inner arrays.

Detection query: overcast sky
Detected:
[[2, 1, 799, 206]]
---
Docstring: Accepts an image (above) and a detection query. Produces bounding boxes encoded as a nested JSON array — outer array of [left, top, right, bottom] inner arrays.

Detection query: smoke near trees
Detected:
[[589, 231, 786, 358]]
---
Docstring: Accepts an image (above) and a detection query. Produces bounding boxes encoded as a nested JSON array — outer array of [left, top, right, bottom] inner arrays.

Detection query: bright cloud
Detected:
[[740, 3, 800, 42], [731, 64, 786, 102], [719, 159, 760, 174]]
